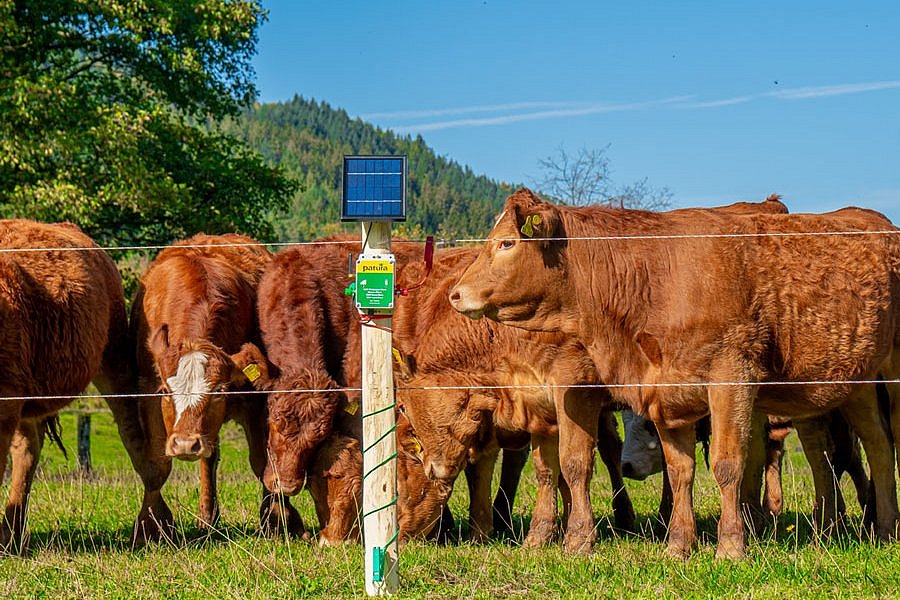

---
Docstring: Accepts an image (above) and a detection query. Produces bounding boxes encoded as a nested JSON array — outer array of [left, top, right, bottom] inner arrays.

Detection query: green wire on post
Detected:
[[361, 402, 399, 587]]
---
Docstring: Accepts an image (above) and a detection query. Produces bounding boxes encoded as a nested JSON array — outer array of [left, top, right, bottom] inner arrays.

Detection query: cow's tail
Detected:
[[696, 416, 711, 470], [44, 415, 68, 460]]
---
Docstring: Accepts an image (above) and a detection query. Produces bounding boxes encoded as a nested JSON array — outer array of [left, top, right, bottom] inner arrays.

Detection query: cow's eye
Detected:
[[498, 239, 515, 250]]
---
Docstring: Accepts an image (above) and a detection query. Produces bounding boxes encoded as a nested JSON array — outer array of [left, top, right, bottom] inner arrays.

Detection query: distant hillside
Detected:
[[223, 96, 516, 241]]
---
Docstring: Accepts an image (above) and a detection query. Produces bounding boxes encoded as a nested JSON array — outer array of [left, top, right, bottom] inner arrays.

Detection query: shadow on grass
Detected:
[[22, 519, 308, 557], [414, 505, 885, 554]]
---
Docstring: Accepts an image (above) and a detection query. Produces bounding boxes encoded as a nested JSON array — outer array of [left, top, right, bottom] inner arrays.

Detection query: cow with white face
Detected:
[[131, 233, 302, 542]]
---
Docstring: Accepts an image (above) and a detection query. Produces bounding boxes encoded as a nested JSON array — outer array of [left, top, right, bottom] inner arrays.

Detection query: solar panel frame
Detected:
[[341, 155, 407, 221]]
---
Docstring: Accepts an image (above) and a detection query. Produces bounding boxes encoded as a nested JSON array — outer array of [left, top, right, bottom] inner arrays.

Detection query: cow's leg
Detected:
[[740, 412, 768, 536], [1, 418, 42, 554], [523, 435, 560, 548], [658, 457, 673, 528], [844, 440, 870, 512], [596, 410, 636, 533], [94, 371, 151, 495], [555, 388, 599, 554], [492, 446, 528, 537], [197, 443, 221, 529], [883, 380, 900, 481], [795, 416, 844, 534], [839, 387, 899, 540], [464, 448, 497, 543], [235, 402, 304, 537], [708, 382, 755, 560], [763, 418, 791, 517], [657, 424, 696, 558], [133, 396, 174, 546]]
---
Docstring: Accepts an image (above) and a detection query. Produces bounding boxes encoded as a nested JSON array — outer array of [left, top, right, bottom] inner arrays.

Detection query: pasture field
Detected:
[[1, 412, 898, 599]]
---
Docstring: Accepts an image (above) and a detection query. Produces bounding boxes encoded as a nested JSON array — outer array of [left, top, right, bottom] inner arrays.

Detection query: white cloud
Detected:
[[360, 101, 590, 120], [768, 80, 900, 100], [373, 80, 900, 133], [390, 96, 692, 133]]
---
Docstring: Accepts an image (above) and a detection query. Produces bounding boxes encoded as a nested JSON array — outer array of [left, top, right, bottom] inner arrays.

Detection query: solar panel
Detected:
[[341, 155, 407, 221]]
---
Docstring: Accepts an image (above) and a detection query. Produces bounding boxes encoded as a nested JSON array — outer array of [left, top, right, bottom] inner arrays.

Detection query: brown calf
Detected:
[[450, 189, 900, 558], [130, 233, 300, 542], [394, 250, 636, 554]]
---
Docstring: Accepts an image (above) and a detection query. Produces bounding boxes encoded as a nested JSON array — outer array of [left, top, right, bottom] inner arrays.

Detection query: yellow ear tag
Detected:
[[242, 363, 261, 383], [391, 347, 403, 365], [345, 400, 359, 415], [412, 437, 422, 454], [520, 215, 534, 238], [531, 214, 542, 227]]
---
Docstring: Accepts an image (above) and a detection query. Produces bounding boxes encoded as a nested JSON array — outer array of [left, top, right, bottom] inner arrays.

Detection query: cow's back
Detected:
[[0, 220, 124, 416]]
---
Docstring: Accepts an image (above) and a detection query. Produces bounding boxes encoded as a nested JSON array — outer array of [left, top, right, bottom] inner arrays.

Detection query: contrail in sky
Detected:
[[387, 97, 691, 133], [371, 80, 900, 133]]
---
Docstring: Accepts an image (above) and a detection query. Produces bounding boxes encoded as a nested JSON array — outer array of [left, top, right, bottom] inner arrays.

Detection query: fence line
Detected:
[[2, 228, 900, 255], [7, 377, 900, 404]]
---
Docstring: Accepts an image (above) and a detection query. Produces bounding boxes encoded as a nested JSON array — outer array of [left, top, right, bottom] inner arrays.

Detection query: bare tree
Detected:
[[535, 144, 672, 210], [609, 177, 673, 211], [535, 144, 612, 205]]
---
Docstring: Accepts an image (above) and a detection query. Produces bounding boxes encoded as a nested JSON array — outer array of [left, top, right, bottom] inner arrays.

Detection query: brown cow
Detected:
[[450, 188, 900, 558], [130, 233, 300, 542], [393, 250, 636, 554], [0, 220, 147, 552]]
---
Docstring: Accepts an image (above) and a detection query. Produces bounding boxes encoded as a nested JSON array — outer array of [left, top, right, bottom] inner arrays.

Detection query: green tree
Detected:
[[0, 0, 295, 245]]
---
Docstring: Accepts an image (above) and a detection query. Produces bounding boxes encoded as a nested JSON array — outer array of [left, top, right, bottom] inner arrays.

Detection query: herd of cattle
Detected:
[[1, 188, 899, 561]]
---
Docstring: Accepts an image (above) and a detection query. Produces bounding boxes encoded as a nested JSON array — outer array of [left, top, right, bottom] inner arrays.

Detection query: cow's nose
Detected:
[[621, 461, 637, 480], [449, 289, 461, 305], [166, 434, 207, 460]]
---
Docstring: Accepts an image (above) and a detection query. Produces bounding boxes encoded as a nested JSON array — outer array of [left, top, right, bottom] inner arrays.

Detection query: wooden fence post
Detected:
[[77, 414, 92, 473]]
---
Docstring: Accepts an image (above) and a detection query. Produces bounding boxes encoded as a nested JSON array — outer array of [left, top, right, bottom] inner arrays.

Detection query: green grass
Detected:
[[1, 412, 899, 599]]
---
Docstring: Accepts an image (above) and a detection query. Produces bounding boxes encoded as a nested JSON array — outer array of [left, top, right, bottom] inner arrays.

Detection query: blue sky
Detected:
[[253, 1, 900, 223]]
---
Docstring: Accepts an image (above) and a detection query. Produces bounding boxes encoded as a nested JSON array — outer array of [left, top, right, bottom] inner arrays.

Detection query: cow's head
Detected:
[[395, 359, 495, 482], [449, 188, 567, 331], [152, 326, 266, 461], [263, 368, 343, 496], [619, 408, 664, 480]]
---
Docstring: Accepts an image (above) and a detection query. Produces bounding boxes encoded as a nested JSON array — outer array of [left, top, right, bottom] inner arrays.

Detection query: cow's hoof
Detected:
[[260, 502, 305, 538], [132, 517, 175, 547], [563, 534, 595, 555], [664, 534, 696, 560], [318, 533, 345, 547], [874, 520, 899, 542], [522, 531, 553, 549], [715, 537, 747, 560], [197, 508, 220, 531], [0, 524, 27, 555], [467, 528, 492, 544], [613, 503, 637, 534]]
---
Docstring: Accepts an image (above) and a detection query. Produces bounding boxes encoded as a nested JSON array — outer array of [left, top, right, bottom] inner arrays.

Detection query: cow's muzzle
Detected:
[[448, 286, 485, 320], [166, 433, 211, 461], [424, 459, 456, 481]]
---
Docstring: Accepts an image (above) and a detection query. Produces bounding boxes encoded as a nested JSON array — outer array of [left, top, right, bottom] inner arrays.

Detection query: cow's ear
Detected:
[[150, 324, 170, 357], [393, 348, 417, 381], [508, 188, 561, 242], [467, 392, 498, 416], [229, 342, 274, 390]]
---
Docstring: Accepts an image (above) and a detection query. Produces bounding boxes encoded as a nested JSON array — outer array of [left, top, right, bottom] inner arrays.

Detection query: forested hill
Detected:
[[224, 96, 516, 241]]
